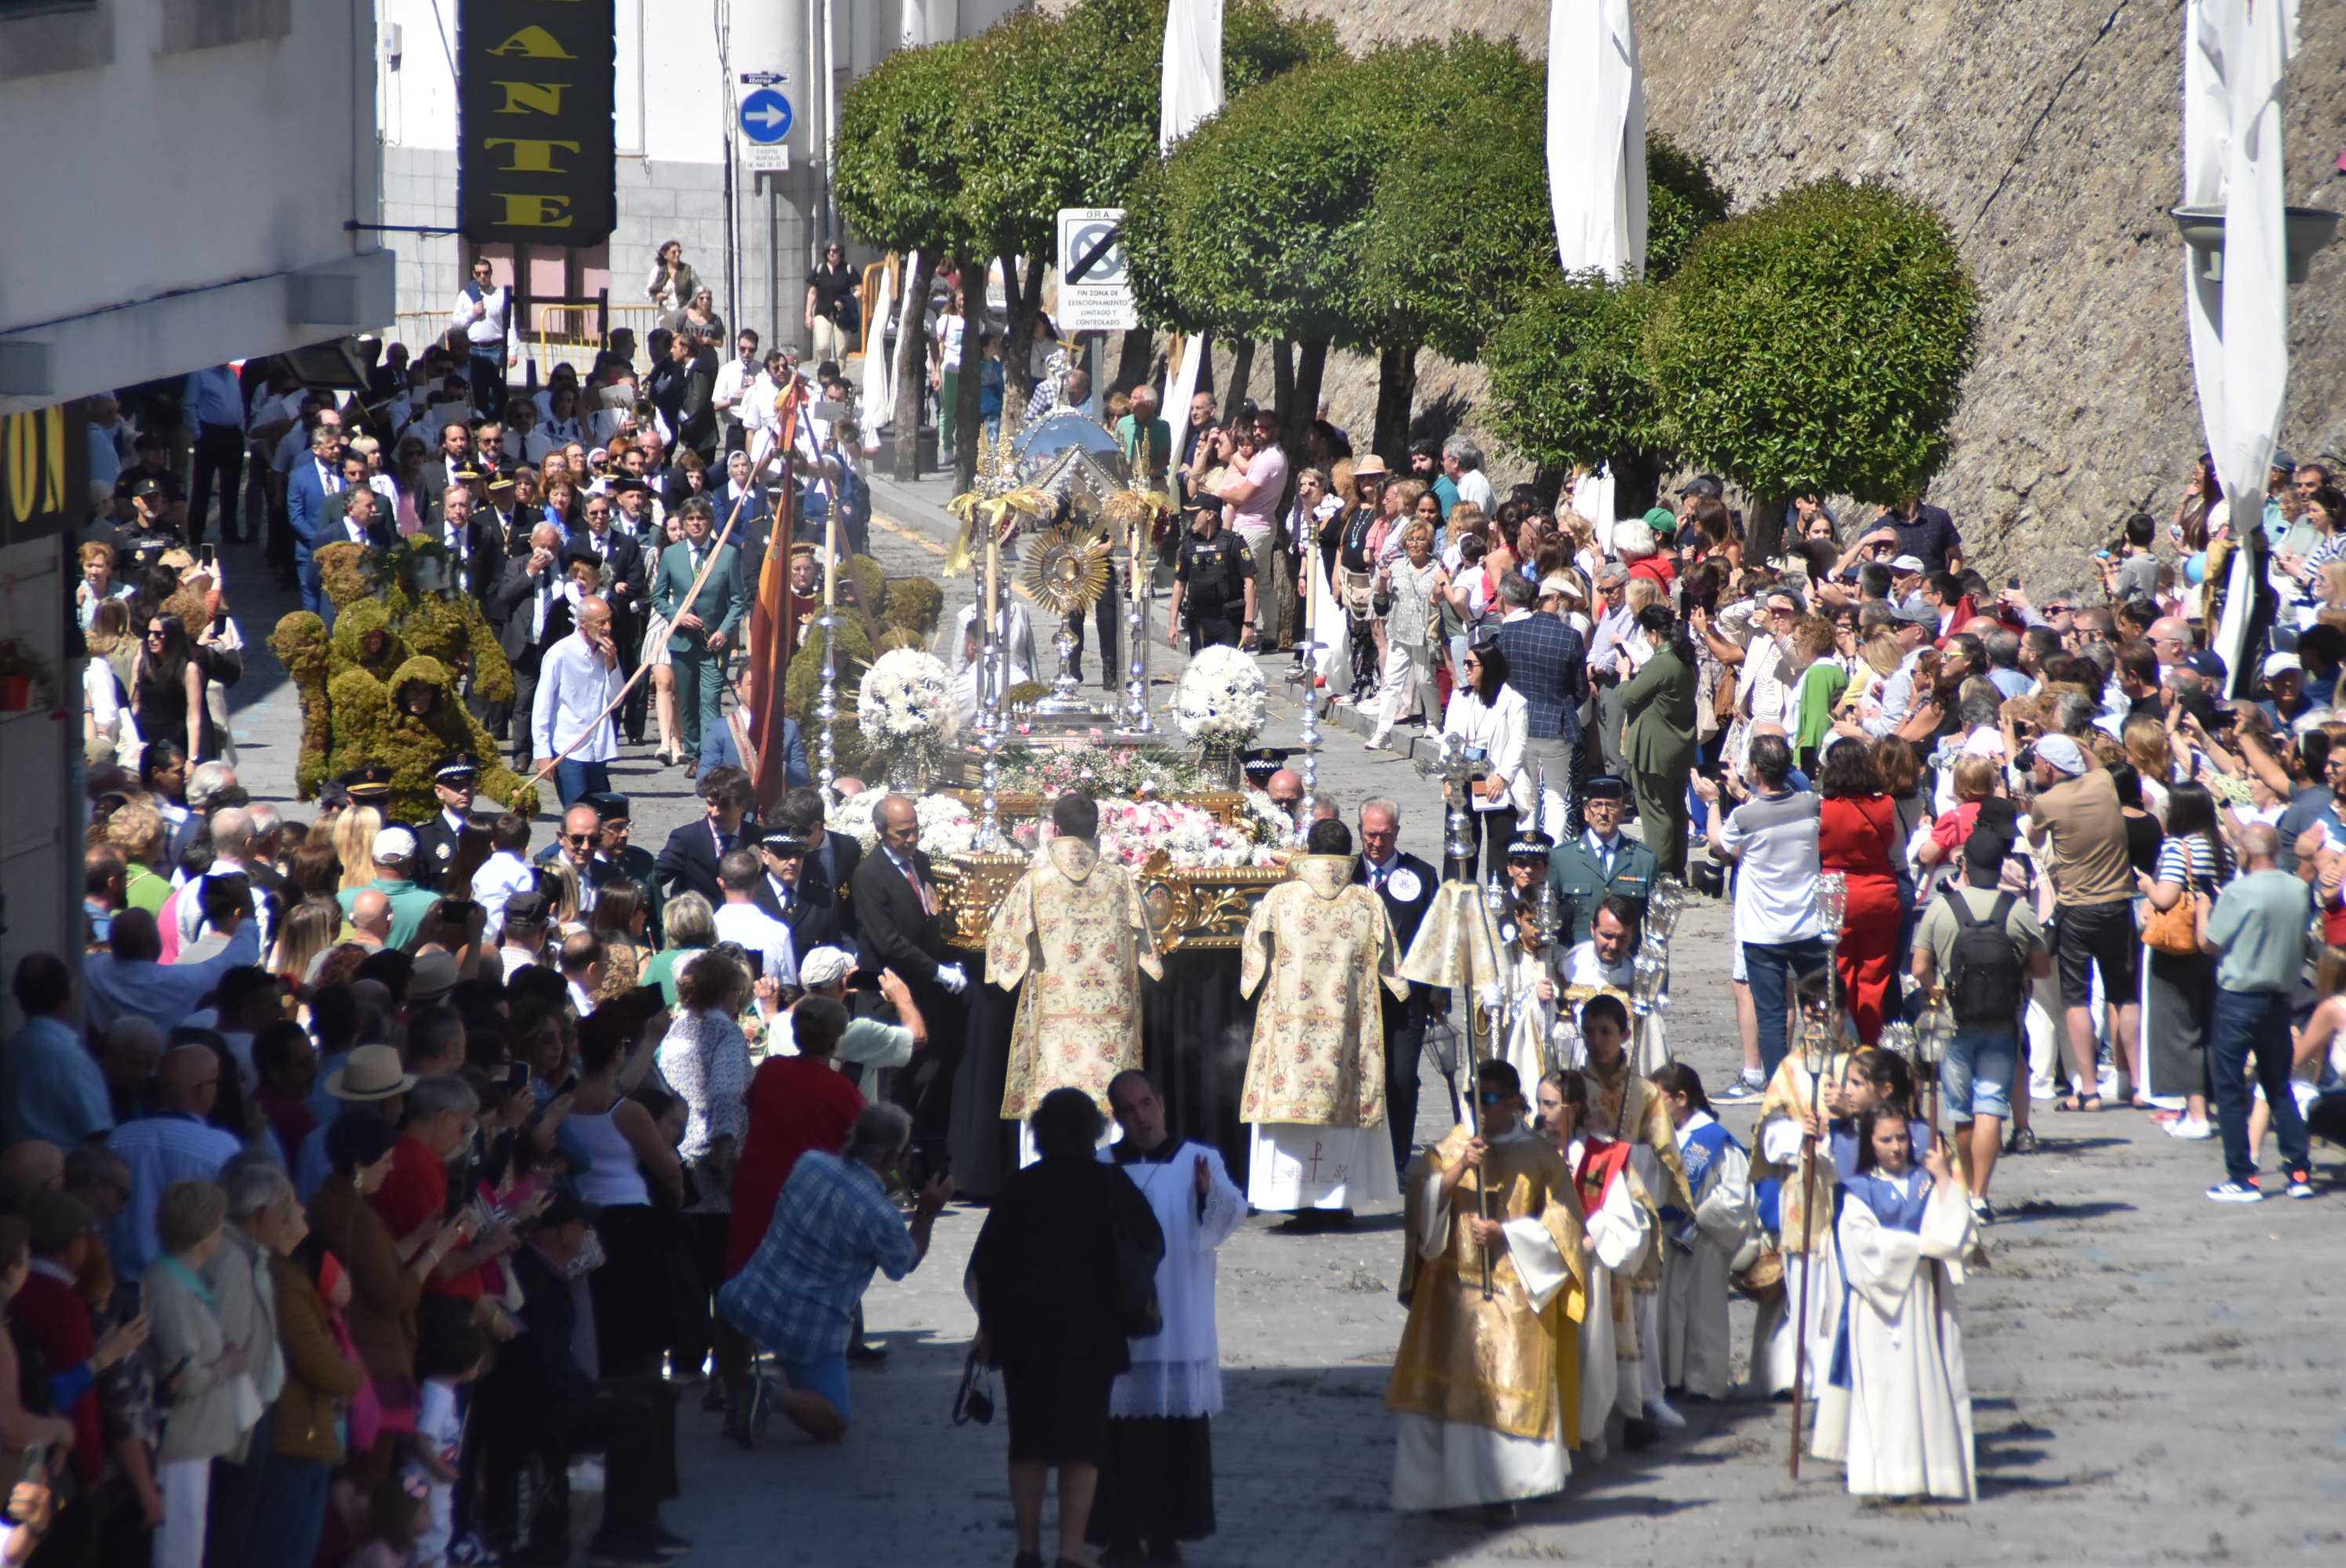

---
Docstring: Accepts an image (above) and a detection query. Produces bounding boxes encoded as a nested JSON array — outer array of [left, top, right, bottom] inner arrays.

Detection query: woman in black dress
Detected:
[[131, 610, 214, 761], [973, 1089, 1164, 1568]]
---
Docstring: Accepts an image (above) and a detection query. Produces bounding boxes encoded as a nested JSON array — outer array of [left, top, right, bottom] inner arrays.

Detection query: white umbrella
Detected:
[[1546, 0, 1647, 278], [1160, 0, 1225, 154]]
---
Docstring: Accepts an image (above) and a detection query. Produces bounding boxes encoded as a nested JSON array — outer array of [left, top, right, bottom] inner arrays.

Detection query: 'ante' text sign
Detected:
[[458, 0, 618, 247]]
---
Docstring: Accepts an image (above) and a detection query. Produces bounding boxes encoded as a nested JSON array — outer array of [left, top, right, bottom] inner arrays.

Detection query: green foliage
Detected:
[[784, 619, 875, 722], [1484, 273, 1665, 476], [880, 575, 944, 637], [1644, 136, 1732, 283], [835, 38, 978, 256], [1647, 177, 1978, 503], [329, 599, 405, 684], [1358, 89, 1552, 363], [1124, 44, 1440, 348], [270, 612, 332, 800], [844, 554, 888, 621]]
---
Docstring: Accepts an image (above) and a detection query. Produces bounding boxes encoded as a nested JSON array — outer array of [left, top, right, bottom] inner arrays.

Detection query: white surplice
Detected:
[[1106, 1140, 1245, 1417], [1658, 1112, 1756, 1400], [1752, 1091, 1844, 1399], [1390, 1127, 1574, 1511], [1809, 1171, 1977, 1502], [1570, 1134, 1651, 1444], [1244, 1124, 1398, 1213]]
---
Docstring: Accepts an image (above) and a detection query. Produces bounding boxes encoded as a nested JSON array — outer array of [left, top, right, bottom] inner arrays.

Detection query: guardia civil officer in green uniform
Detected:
[[1546, 773, 1657, 946], [1167, 498, 1257, 652]]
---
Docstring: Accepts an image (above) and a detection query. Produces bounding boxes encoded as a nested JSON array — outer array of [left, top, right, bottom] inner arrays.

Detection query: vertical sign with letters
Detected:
[[458, 0, 618, 247], [0, 402, 89, 547]]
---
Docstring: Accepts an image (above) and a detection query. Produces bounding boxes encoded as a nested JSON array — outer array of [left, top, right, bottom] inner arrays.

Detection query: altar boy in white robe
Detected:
[[1090, 1070, 1246, 1563], [1810, 1109, 1977, 1502], [1649, 1063, 1756, 1402]]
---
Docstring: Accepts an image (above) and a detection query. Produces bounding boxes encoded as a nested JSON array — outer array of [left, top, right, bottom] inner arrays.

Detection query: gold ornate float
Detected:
[[932, 848, 1297, 955]]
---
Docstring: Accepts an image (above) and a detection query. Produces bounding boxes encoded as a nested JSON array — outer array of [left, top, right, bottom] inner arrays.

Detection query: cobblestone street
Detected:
[[219, 481, 2346, 1568]]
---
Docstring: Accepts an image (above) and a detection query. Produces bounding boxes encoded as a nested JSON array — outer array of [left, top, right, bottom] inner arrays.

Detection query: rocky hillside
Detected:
[[1269, 0, 2346, 581]]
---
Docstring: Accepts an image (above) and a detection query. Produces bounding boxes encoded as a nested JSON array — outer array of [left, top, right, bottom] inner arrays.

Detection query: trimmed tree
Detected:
[[836, 38, 979, 481], [1647, 176, 1979, 560], [1484, 274, 1669, 518], [1643, 136, 1734, 283]]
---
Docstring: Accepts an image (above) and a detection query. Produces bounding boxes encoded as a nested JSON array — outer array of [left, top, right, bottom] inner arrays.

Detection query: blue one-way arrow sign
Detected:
[[739, 88, 794, 145]]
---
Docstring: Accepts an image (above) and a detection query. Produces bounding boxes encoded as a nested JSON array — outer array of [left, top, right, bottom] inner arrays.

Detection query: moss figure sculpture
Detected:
[[269, 612, 334, 800]]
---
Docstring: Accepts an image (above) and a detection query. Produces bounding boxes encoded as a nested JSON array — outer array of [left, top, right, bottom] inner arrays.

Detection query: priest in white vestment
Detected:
[[1238, 819, 1409, 1216], [1088, 1071, 1245, 1560]]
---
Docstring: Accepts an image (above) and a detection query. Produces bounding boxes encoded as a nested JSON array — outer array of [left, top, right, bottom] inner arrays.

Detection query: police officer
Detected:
[[1545, 774, 1657, 946], [584, 791, 663, 940], [1167, 498, 1256, 652], [409, 751, 481, 891]]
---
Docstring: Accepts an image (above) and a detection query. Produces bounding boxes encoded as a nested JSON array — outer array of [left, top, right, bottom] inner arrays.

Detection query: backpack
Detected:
[[1941, 886, 2022, 1026]]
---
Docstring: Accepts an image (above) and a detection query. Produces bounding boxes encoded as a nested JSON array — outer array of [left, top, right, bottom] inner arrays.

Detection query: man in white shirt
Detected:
[[532, 595, 625, 809], [713, 848, 800, 990], [451, 258, 517, 417], [1693, 732, 1825, 1076], [713, 329, 762, 453], [1444, 437, 1496, 516]]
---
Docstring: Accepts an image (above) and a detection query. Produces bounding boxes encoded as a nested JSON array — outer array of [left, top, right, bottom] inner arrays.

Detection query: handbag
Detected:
[[2142, 868, 2202, 956], [951, 1348, 996, 1426]]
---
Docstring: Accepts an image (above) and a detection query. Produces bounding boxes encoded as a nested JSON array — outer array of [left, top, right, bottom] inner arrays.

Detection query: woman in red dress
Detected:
[[1816, 739, 1905, 1043]]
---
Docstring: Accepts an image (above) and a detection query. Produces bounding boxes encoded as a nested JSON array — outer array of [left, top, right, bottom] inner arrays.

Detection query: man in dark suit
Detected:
[[650, 495, 750, 767], [584, 792, 663, 940], [493, 525, 599, 760], [532, 803, 618, 913], [285, 419, 346, 619], [655, 765, 756, 911], [575, 491, 648, 739], [416, 419, 474, 520], [673, 335, 719, 463], [434, 483, 505, 613], [1354, 797, 1440, 1171], [762, 787, 857, 960], [409, 752, 481, 892], [323, 474, 398, 557], [852, 793, 968, 1136], [748, 830, 836, 956]]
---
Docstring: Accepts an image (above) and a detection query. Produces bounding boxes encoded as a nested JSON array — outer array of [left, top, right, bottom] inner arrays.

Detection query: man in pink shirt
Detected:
[[1211, 406, 1291, 646]]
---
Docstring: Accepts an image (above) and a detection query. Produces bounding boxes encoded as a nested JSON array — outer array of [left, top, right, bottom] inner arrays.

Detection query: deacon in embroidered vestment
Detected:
[[1238, 818, 1410, 1216], [989, 791, 1163, 1145]]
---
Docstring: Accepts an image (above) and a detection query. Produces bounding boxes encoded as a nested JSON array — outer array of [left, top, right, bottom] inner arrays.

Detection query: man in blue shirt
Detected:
[[181, 364, 249, 544], [2, 955, 113, 1150]]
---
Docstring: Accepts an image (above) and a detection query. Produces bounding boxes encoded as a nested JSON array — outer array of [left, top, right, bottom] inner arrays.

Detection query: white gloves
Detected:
[[937, 963, 969, 995]]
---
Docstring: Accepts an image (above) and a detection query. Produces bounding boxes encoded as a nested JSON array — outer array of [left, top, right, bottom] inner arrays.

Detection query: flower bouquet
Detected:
[[857, 648, 956, 789], [1175, 646, 1266, 785], [992, 742, 1207, 800]]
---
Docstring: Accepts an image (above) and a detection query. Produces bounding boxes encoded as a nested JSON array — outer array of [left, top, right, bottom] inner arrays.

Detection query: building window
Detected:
[[0, 0, 109, 83], [157, 0, 290, 55]]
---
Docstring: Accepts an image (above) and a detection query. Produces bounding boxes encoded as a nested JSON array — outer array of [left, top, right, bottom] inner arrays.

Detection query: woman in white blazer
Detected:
[[1441, 637, 1533, 877]]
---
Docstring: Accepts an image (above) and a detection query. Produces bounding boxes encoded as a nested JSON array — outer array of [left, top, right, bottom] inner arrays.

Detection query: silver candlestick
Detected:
[[815, 608, 837, 799], [1119, 521, 1153, 735]]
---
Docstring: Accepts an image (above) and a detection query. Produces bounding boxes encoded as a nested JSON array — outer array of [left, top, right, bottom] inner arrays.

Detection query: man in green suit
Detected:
[[652, 494, 750, 767], [1548, 773, 1660, 944], [1611, 601, 1698, 878]]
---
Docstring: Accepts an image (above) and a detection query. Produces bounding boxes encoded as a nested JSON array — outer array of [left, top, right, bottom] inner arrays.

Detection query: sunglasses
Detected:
[[564, 833, 595, 846], [1476, 1090, 1510, 1107]]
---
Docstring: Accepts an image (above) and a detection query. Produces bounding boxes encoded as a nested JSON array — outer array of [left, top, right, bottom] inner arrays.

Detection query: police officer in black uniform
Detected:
[[1167, 498, 1257, 653], [409, 752, 481, 892]]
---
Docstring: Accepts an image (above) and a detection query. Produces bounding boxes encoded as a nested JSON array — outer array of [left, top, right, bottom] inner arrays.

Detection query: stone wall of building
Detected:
[[1273, 0, 2346, 581]]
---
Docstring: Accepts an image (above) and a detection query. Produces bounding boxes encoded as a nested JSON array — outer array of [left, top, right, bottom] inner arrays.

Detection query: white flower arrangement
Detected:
[[1014, 798, 1279, 871], [1175, 644, 1266, 746], [825, 790, 977, 857], [1238, 787, 1295, 846], [857, 648, 956, 753]]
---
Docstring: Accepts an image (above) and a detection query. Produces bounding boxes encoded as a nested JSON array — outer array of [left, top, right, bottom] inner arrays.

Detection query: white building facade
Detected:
[[375, 0, 1022, 372]]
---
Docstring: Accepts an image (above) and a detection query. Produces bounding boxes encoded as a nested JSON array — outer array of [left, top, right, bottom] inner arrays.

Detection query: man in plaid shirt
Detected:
[[1494, 572, 1591, 839], [722, 1102, 953, 1442]]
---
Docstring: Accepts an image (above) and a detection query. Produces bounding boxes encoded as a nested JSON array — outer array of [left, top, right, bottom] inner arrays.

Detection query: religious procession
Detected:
[[14, 1, 2346, 1567]]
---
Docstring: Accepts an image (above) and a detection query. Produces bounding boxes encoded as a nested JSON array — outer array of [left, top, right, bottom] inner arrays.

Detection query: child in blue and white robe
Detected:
[[1649, 1065, 1755, 1400]]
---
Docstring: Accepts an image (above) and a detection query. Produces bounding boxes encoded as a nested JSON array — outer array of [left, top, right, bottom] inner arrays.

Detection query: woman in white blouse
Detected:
[[1441, 638, 1533, 877]]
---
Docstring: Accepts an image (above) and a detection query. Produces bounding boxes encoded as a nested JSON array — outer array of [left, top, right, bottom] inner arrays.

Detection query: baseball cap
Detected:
[[1890, 554, 1926, 573], [798, 946, 855, 989], [1642, 506, 1676, 534], [2033, 735, 2089, 776], [2184, 648, 2228, 683], [1677, 475, 1723, 499], [2264, 652, 2303, 678], [1893, 600, 1938, 625], [372, 826, 419, 862]]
